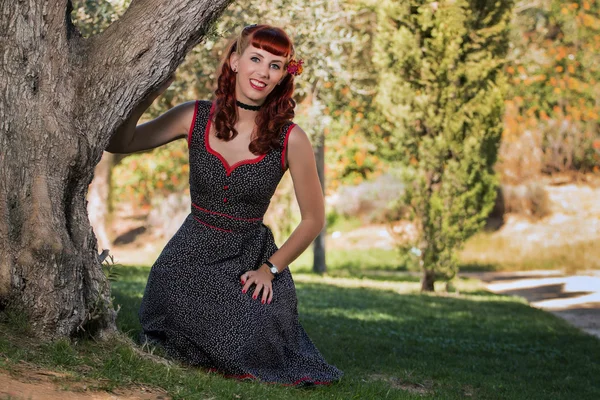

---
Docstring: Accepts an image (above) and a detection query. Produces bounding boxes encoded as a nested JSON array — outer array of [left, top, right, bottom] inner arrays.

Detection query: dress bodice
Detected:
[[187, 100, 294, 233]]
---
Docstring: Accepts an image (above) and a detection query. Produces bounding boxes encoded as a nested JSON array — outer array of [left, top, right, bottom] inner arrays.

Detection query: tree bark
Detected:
[[421, 269, 435, 292], [313, 131, 327, 274], [0, 0, 233, 340], [88, 152, 116, 251]]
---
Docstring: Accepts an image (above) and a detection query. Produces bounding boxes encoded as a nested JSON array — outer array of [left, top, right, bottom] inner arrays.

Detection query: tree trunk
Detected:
[[421, 269, 435, 292], [88, 152, 116, 251], [0, 0, 232, 340], [313, 131, 327, 274]]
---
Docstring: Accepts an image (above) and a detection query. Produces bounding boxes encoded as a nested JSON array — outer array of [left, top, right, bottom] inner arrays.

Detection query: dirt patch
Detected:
[[0, 362, 169, 400]]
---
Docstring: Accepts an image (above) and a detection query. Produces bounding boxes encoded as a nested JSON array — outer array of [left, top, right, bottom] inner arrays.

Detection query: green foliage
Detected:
[[374, 0, 514, 287], [0, 307, 31, 336], [71, 0, 130, 37], [111, 140, 189, 209], [501, 0, 600, 178], [78, 254, 122, 338]]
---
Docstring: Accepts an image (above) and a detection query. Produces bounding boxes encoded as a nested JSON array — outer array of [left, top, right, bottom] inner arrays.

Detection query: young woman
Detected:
[[106, 24, 343, 386]]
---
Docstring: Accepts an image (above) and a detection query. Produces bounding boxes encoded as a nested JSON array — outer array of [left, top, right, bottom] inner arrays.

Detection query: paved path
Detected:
[[462, 270, 600, 339]]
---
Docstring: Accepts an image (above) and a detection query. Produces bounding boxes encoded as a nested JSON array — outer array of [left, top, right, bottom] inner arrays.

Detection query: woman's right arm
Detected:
[[106, 79, 196, 154]]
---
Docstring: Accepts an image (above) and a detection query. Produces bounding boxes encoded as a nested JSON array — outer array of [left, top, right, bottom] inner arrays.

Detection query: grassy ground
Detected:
[[1, 262, 599, 399]]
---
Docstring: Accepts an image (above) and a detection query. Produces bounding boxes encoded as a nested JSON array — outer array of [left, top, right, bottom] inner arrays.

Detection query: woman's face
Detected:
[[230, 45, 287, 106]]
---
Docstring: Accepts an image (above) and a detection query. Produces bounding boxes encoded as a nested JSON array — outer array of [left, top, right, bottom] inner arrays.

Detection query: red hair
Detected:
[[213, 25, 296, 154]]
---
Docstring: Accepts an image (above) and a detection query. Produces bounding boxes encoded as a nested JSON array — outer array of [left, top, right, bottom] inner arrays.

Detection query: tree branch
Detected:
[[78, 0, 233, 148]]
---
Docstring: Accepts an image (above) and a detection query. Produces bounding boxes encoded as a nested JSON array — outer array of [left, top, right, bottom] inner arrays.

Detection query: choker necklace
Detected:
[[236, 100, 262, 111]]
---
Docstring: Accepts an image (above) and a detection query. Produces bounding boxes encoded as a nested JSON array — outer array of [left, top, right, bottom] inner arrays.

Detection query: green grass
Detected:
[[326, 213, 364, 233], [1, 265, 599, 399], [292, 248, 411, 280]]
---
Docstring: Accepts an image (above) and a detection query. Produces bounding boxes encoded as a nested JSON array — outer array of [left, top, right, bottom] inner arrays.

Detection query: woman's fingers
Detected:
[[240, 271, 273, 304], [252, 283, 264, 300], [261, 286, 270, 304], [241, 272, 255, 293]]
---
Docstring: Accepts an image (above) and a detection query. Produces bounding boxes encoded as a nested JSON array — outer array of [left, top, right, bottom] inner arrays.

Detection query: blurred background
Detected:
[[74, 0, 600, 282]]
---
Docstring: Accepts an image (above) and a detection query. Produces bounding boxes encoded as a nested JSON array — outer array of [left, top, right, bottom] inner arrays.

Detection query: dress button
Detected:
[[223, 198, 228, 203], [224, 185, 229, 190]]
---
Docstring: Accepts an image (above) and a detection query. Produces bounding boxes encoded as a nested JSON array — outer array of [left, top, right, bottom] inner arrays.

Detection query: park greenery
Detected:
[[69, 0, 600, 288], [372, 0, 512, 290], [1, 262, 599, 399], [0, 1, 599, 398]]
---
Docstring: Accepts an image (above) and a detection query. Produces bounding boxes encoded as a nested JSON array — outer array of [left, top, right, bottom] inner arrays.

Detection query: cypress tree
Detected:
[[373, 0, 514, 291]]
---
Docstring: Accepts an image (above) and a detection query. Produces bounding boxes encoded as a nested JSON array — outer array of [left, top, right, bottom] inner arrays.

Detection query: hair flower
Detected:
[[287, 59, 304, 76]]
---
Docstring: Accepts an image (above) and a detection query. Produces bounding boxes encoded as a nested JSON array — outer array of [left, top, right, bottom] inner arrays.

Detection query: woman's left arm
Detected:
[[241, 125, 325, 303]]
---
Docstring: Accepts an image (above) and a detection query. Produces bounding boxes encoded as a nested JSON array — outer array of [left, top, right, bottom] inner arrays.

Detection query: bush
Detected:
[[331, 174, 405, 224], [500, 182, 551, 220], [497, 127, 544, 184], [498, 116, 600, 184]]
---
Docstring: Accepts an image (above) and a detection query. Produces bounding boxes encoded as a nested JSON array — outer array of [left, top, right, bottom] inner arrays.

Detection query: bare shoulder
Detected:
[[286, 124, 315, 169], [287, 124, 311, 148]]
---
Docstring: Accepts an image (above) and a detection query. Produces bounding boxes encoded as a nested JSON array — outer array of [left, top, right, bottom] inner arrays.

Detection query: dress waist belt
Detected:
[[191, 203, 263, 233]]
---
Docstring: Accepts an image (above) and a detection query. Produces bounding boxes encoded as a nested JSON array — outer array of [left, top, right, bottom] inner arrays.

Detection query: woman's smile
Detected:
[[249, 78, 267, 90]]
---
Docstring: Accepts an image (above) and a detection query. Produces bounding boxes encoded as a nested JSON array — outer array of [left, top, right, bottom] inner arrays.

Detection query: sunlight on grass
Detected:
[[293, 270, 486, 296], [1, 265, 599, 399], [291, 248, 406, 273], [293, 273, 420, 292]]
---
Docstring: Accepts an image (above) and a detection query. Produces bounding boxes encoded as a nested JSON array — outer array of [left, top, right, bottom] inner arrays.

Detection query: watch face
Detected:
[[270, 266, 278, 274]]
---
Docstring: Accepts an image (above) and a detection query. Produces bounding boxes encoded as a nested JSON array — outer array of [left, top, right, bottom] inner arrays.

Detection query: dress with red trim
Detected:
[[138, 100, 343, 386]]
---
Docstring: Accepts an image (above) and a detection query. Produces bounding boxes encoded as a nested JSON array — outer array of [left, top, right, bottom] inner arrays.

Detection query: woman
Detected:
[[106, 24, 343, 386]]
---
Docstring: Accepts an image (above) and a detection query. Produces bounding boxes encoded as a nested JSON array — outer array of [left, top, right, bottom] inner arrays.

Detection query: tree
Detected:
[[373, 0, 514, 291], [73, 0, 130, 251], [499, 0, 600, 181], [0, 0, 233, 339]]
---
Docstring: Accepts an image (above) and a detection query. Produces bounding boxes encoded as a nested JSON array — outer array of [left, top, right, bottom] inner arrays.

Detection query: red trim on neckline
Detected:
[[187, 100, 199, 148], [192, 203, 263, 222], [192, 216, 233, 233], [281, 123, 296, 170], [204, 102, 267, 177]]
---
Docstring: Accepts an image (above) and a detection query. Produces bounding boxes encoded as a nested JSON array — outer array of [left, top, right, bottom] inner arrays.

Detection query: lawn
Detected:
[[1, 262, 599, 400]]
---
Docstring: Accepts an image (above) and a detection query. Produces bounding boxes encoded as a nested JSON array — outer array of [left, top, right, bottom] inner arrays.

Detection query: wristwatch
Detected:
[[265, 260, 279, 277]]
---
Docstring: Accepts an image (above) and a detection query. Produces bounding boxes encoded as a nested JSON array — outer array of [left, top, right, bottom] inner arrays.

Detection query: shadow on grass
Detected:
[[108, 265, 600, 400]]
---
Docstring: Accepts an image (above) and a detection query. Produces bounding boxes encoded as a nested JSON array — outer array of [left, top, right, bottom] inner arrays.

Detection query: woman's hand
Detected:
[[240, 264, 274, 304]]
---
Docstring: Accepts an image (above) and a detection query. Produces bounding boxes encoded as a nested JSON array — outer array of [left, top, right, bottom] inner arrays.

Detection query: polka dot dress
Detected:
[[138, 100, 343, 386]]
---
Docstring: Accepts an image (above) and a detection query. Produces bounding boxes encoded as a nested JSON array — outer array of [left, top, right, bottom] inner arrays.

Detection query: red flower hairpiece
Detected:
[[287, 59, 304, 76]]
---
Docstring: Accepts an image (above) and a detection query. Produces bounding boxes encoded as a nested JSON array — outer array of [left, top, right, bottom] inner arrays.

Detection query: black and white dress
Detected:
[[138, 100, 343, 385]]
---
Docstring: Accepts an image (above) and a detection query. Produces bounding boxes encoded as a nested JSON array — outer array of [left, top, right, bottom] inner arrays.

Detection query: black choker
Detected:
[[236, 100, 262, 111]]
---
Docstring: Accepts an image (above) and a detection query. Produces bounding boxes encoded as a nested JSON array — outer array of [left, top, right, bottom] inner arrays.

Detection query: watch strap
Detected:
[[265, 260, 279, 276]]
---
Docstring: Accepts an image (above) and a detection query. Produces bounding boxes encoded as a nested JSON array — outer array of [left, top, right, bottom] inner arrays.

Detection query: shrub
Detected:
[[331, 174, 405, 224], [500, 182, 551, 220]]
